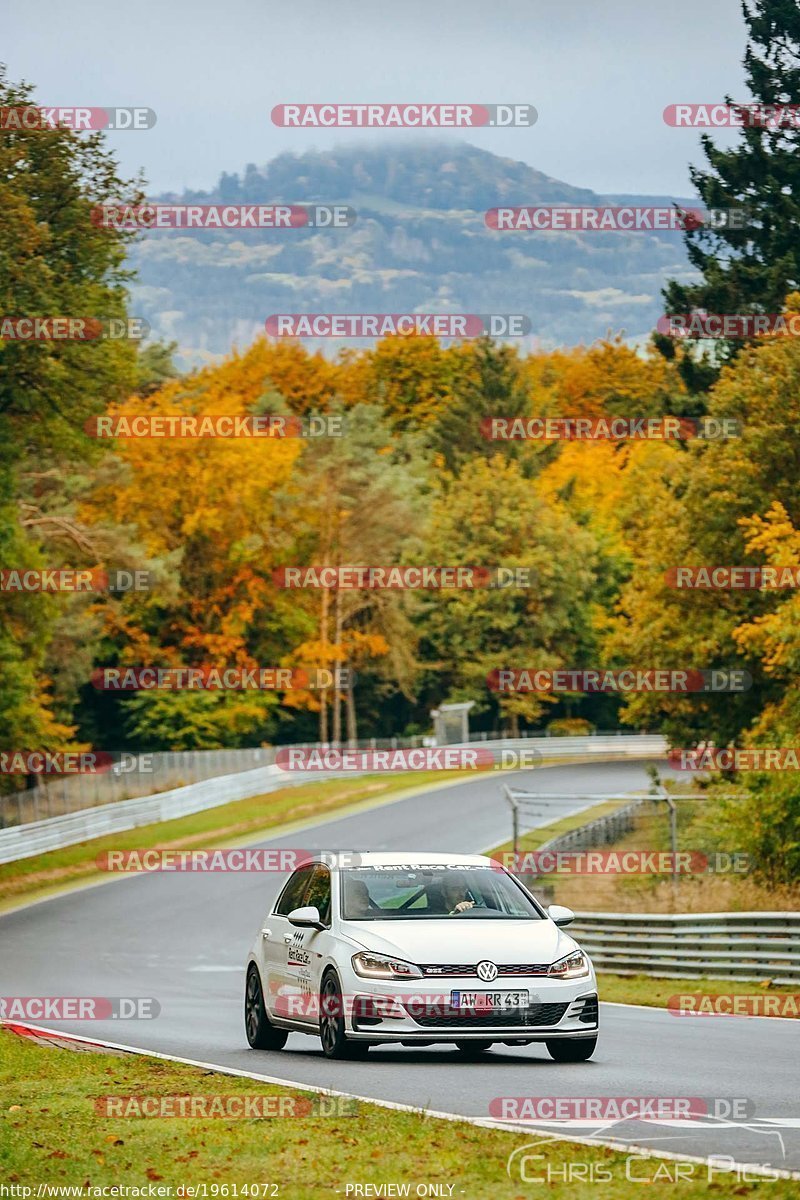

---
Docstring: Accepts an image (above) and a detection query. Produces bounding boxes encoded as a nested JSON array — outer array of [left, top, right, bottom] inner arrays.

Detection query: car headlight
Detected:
[[352, 952, 423, 980], [548, 950, 591, 979]]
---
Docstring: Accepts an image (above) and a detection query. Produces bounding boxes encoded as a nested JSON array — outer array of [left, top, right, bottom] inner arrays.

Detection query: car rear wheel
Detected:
[[320, 972, 369, 1059], [245, 964, 288, 1050], [546, 1036, 597, 1062], [455, 1040, 493, 1057]]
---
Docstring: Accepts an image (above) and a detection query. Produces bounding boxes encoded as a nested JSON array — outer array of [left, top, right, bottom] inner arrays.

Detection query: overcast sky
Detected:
[[6, 0, 750, 196]]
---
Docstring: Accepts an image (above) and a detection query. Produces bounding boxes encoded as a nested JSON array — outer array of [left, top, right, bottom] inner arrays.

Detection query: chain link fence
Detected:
[[0, 737, 435, 829]]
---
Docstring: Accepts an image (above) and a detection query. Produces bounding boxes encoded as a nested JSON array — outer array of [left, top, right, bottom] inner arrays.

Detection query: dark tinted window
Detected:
[[304, 865, 332, 925], [274, 865, 314, 915]]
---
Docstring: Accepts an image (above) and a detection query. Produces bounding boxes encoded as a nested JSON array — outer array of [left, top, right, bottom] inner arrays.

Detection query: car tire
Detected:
[[454, 1040, 493, 1057], [320, 971, 370, 1059], [546, 1036, 597, 1062], [245, 964, 288, 1050]]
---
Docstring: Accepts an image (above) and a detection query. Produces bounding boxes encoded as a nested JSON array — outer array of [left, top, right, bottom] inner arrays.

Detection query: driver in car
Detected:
[[442, 878, 476, 915]]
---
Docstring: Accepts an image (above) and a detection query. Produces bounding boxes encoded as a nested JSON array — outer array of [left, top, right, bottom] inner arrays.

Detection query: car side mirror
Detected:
[[547, 904, 575, 927], [288, 905, 325, 930]]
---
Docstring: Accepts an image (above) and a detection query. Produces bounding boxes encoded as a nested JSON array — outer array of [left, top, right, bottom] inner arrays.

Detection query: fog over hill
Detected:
[[129, 142, 700, 365]]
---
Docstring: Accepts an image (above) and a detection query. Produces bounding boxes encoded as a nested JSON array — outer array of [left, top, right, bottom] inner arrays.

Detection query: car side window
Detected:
[[274, 865, 314, 916], [304, 865, 332, 925]]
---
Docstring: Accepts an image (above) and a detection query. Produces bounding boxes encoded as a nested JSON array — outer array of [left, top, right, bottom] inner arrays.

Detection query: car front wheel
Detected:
[[245, 964, 288, 1050], [546, 1035, 597, 1062], [320, 972, 369, 1059]]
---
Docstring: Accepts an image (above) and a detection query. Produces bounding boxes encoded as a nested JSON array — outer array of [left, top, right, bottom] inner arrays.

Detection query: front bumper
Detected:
[[341, 972, 599, 1043]]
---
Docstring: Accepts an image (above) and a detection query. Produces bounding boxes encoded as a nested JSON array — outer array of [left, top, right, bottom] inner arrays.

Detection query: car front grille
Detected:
[[404, 1001, 569, 1029], [419, 963, 552, 977]]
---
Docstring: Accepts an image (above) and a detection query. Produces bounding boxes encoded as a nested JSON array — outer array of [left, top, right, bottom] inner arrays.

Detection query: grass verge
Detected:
[[598, 972, 800, 1014], [0, 1028, 793, 1196]]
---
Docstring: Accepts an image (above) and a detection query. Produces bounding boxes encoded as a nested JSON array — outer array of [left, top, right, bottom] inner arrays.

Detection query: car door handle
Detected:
[[261, 928, 272, 939]]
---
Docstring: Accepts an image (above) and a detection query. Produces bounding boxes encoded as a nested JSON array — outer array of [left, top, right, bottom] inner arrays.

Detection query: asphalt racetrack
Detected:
[[2, 760, 798, 1174]]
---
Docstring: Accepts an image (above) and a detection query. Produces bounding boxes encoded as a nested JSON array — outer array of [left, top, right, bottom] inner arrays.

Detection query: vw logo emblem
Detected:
[[476, 960, 498, 982]]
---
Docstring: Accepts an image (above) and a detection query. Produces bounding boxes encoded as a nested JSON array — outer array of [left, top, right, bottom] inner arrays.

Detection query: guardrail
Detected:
[[571, 911, 800, 986], [0, 730, 662, 830], [0, 733, 666, 864], [0, 764, 316, 866], [0, 748, 278, 829]]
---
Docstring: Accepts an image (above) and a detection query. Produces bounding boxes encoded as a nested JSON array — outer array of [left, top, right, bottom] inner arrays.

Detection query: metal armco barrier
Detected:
[[536, 798, 647, 854], [0, 764, 316, 865], [572, 911, 800, 985], [0, 731, 665, 829], [0, 733, 666, 864], [0, 746, 277, 828]]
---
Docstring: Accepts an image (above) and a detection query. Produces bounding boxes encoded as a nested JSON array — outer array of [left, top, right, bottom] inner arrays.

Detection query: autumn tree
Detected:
[[418, 456, 599, 733], [338, 334, 462, 432], [86, 342, 302, 748], [719, 501, 800, 883], [278, 402, 427, 743], [0, 65, 142, 751], [605, 331, 800, 745]]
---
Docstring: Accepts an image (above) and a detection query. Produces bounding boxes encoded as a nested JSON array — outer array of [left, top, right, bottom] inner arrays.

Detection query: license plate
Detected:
[[450, 990, 528, 1010]]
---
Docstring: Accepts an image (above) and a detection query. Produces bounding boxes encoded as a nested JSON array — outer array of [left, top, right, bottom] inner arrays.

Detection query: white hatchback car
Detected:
[[245, 851, 598, 1060]]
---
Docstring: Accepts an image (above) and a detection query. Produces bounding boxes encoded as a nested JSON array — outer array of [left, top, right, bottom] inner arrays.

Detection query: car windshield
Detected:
[[340, 865, 543, 920]]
